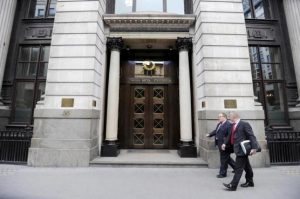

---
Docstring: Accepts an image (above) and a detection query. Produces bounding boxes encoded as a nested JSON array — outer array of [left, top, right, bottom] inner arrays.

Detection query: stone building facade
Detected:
[[0, 0, 299, 167]]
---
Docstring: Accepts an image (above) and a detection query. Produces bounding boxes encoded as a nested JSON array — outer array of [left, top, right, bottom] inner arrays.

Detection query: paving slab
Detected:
[[0, 164, 299, 199]]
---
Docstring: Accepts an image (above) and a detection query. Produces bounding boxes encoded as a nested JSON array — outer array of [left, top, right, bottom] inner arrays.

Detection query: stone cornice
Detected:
[[103, 14, 196, 32]]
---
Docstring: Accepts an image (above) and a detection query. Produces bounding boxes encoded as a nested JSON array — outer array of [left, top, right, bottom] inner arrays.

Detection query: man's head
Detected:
[[229, 111, 240, 123], [218, 112, 227, 123]]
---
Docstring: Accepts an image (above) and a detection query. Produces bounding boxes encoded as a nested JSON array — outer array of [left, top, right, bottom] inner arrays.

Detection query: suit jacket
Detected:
[[208, 120, 231, 150], [225, 120, 259, 156]]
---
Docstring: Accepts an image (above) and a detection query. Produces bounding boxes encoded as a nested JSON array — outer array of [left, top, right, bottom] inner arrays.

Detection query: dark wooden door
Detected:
[[118, 59, 179, 149], [130, 85, 168, 149]]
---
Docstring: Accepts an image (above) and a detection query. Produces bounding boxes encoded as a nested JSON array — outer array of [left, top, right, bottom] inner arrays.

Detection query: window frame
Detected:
[[26, 0, 57, 19], [109, 0, 192, 14], [243, 0, 272, 20], [249, 45, 289, 125], [11, 45, 49, 124]]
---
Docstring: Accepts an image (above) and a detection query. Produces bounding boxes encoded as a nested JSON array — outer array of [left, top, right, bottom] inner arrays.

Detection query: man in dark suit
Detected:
[[207, 113, 235, 178], [222, 112, 259, 191]]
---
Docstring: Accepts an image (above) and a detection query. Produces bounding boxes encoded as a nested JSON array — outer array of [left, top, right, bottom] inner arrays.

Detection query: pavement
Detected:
[[0, 164, 300, 199]]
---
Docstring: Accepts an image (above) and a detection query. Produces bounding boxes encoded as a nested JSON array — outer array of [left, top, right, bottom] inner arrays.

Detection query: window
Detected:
[[249, 46, 287, 125], [167, 0, 184, 14], [12, 46, 50, 123], [28, 0, 57, 18], [115, 0, 133, 14], [136, 0, 163, 12], [115, 0, 186, 14], [242, 0, 272, 19]]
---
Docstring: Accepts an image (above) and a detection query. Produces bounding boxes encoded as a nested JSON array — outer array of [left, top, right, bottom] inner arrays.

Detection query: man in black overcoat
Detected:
[[222, 112, 259, 191]]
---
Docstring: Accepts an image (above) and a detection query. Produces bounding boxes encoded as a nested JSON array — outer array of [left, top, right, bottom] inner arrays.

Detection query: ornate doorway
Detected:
[[118, 57, 180, 149]]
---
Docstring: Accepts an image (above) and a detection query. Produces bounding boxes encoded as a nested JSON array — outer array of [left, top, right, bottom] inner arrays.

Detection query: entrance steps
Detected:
[[90, 150, 208, 168]]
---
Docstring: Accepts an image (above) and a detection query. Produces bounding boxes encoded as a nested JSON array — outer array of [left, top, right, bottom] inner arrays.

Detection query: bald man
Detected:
[[222, 112, 259, 191]]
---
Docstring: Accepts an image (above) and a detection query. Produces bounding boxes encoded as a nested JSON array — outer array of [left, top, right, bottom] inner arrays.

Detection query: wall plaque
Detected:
[[247, 27, 275, 41], [61, 98, 74, 107], [24, 26, 53, 40], [224, 99, 237, 109]]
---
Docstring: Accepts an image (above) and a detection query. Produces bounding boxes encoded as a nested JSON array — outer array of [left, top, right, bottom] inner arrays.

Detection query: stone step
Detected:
[[90, 149, 208, 168]]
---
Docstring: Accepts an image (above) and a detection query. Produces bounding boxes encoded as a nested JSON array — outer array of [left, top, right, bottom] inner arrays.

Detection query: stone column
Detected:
[[0, 0, 17, 93], [176, 37, 197, 157], [0, 0, 17, 128], [101, 37, 123, 157], [283, 0, 300, 106], [284, 0, 300, 131]]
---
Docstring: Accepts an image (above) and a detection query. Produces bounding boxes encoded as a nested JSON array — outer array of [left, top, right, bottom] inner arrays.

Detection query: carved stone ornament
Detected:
[[107, 37, 124, 51], [103, 14, 196, 32], [24, 27, 53, 40], [176, 37, 192, 51], [247, 27, 275, 41]]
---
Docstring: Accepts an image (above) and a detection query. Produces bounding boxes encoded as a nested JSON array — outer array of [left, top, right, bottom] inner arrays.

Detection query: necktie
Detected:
[[230, 123, 236, 145]]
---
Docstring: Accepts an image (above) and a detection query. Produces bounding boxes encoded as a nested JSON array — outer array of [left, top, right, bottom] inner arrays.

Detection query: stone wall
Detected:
[[192, 0, 269, 168], [284, 0, 300, 131], [28, 0, 107, 167]]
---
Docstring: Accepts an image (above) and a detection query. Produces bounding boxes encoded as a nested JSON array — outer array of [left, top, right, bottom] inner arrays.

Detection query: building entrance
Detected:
[[118, 57, 180, 149]]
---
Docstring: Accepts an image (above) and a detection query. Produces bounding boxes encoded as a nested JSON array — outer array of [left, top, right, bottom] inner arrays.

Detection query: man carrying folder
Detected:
[[221, 112, 259, 191]]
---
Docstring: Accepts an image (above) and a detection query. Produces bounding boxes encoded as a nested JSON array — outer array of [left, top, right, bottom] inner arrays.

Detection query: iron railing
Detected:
[[266, 130, 300, 165], [0, 128, 33, 163]]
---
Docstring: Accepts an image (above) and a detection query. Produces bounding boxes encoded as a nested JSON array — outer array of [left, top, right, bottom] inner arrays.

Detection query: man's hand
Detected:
[[221, 144, 226, 151], [250, 149, 257, 156], [206, 134, 210, 137]]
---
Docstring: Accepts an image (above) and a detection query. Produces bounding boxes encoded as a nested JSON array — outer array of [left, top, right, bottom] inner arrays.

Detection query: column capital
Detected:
[[107, 37, 124, 51], [176, 37, 192, 51]]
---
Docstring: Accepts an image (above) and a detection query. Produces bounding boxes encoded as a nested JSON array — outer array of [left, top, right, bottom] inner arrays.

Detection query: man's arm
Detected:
[[206, 130, 216, 137]]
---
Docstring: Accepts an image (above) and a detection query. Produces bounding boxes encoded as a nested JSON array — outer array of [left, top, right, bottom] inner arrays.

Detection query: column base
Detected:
[[101, 141, 120, 157], [177, 141, 197, 158]]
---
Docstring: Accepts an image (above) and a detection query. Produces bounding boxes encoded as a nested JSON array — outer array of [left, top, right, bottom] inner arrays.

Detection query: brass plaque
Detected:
[[92, 100, 97, 107], [224, 99, 237, 109], [202, 101, 206, 108], [61, 98, 74, 107]]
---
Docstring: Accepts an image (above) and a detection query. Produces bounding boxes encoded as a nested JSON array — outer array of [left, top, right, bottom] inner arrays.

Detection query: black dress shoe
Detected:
[[217, 174, 227, 178], [223, 183, 237, 191], [240, 182, 254, 187]]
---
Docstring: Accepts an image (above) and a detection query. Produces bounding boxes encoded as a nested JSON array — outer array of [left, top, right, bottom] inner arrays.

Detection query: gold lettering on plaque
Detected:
[[61, 98, 74, 107], [224, 99, 237, 109]]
